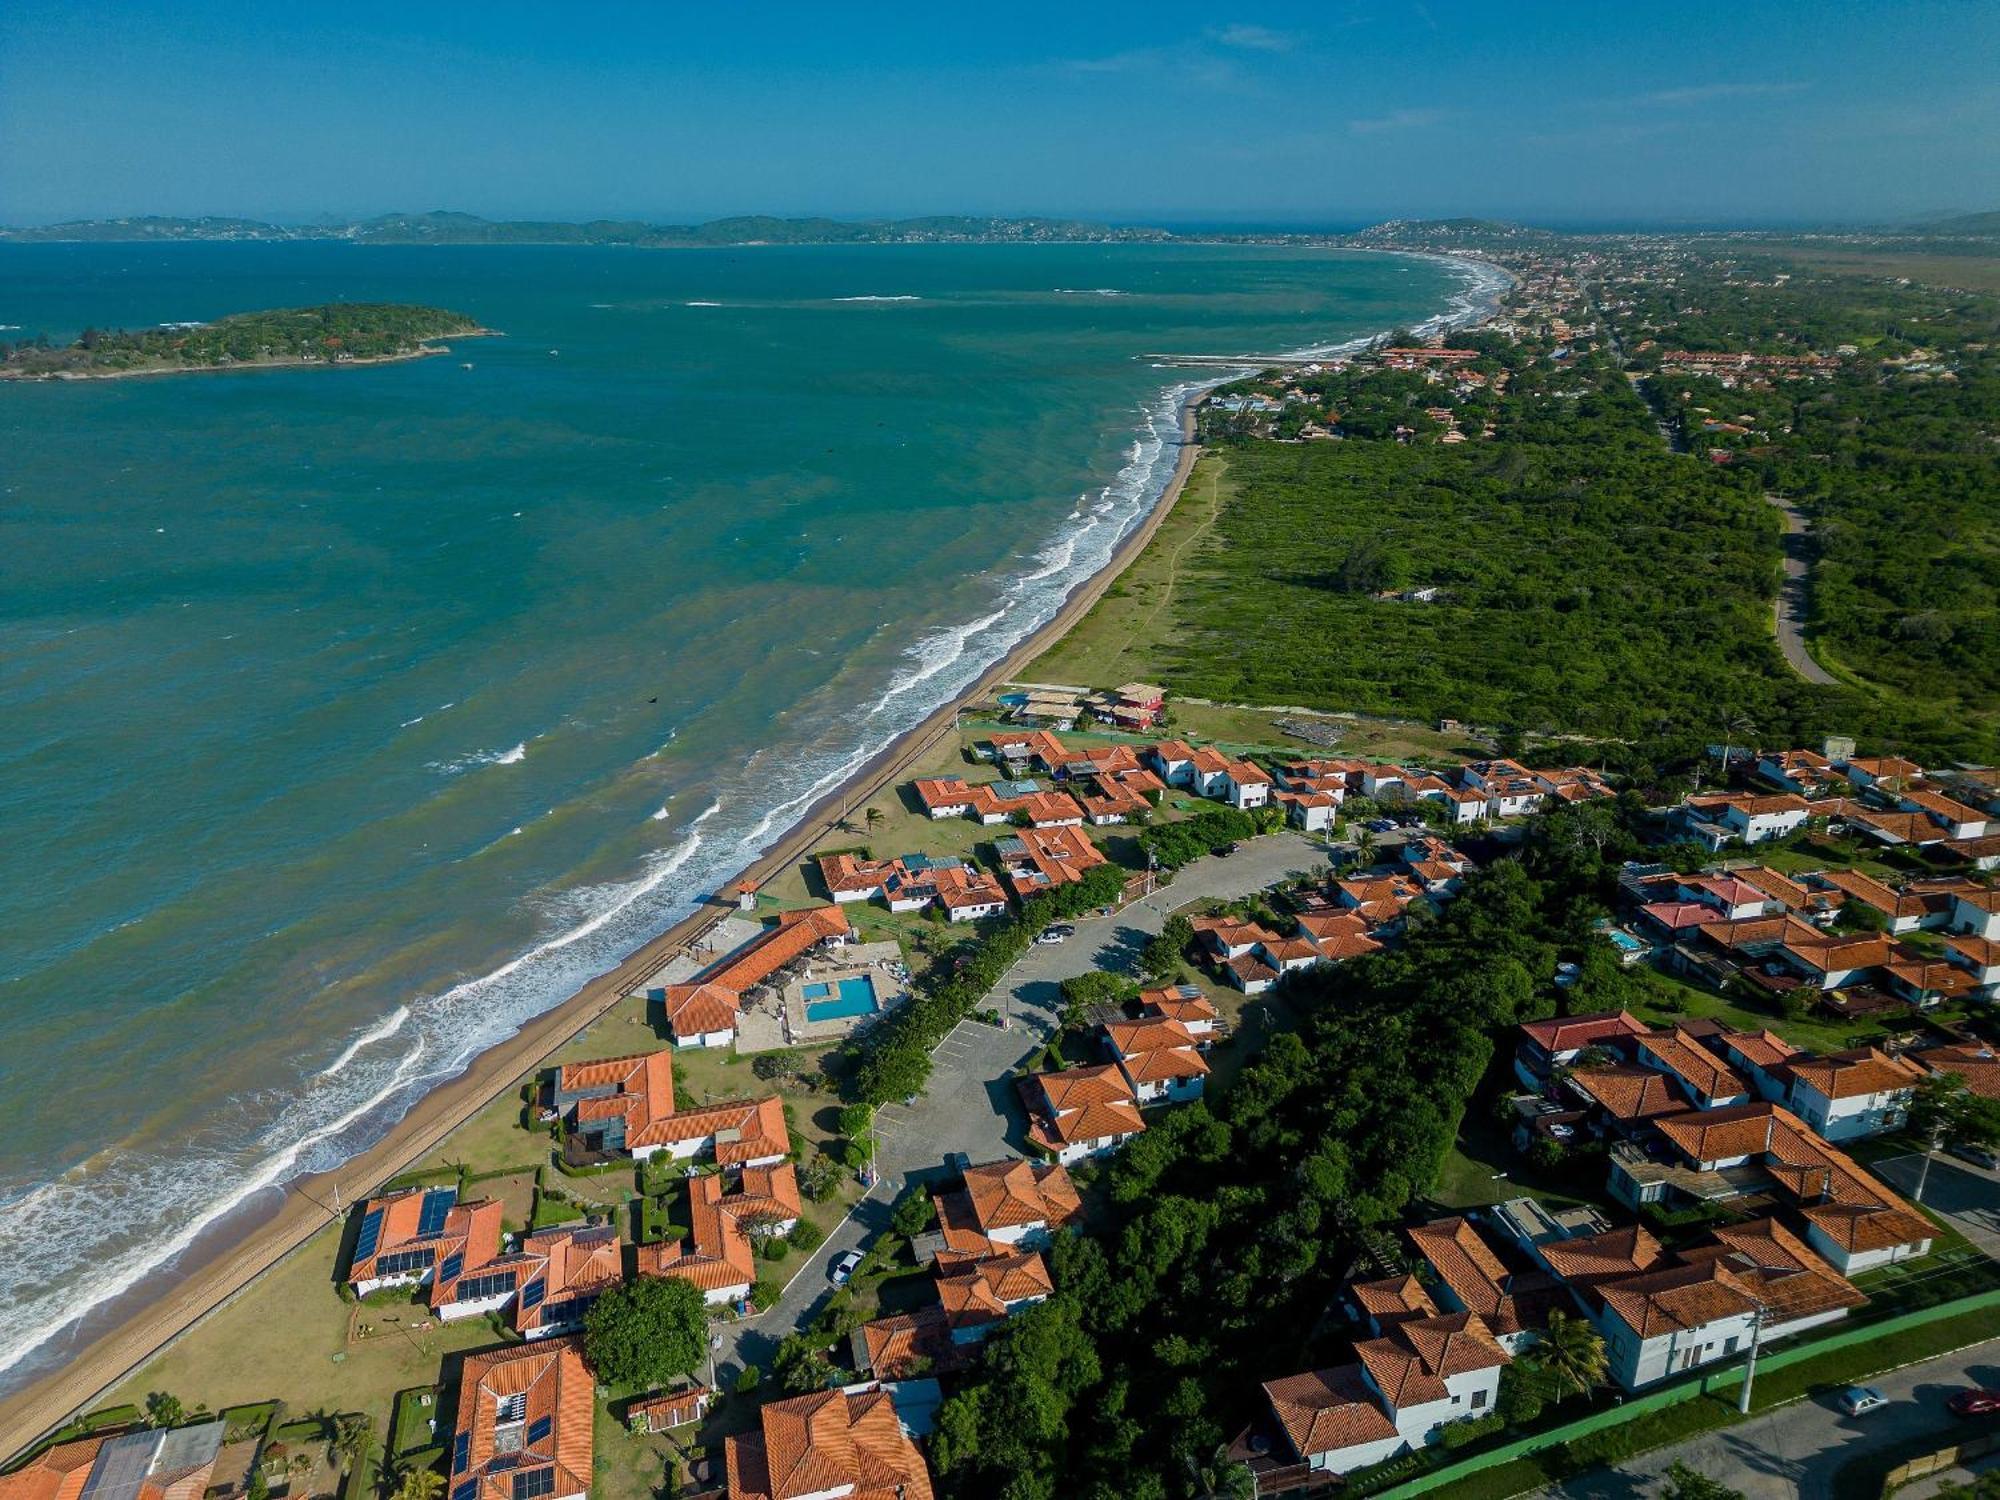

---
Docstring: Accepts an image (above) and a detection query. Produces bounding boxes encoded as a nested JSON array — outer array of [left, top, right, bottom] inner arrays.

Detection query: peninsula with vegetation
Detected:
[[0, 302, 490, 380]]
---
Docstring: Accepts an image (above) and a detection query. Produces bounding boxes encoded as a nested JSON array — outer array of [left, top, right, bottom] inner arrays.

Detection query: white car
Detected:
[[1840, 1386, 1889, 1417], [828, 1250, 864, 1286]]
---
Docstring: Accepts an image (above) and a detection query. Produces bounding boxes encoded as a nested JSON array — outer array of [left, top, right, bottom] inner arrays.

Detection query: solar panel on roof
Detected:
[[452, 1481, 478, 1500], [353, 1207, 385, 1262], [439, 1252, 464, 1283], [512, 1468, 555, 1500], [418, 1188, 457, 1235], [520, 1279, 545, 1309], [525, 1416, 551, 1447], [453, 1434, 470, 1475]]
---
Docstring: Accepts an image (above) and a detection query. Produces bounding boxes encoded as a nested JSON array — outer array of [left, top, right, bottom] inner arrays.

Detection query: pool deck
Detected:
[[735, 941, 908, 1053]]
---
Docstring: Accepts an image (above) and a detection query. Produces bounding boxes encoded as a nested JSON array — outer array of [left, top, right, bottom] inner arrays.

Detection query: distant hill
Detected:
[[1906, 210, 2000, 238], [0, 211, 1172, 247]]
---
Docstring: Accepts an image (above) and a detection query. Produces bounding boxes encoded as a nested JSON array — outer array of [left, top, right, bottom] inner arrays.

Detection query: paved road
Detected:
[[1543, 1337, 2000, 1500], [716, 831, 1331, 1382], [1763, 493, 1838, 686]]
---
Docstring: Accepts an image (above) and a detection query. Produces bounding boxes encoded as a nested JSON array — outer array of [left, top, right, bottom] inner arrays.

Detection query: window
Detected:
[[1724, 1336, 1740, 1355], [1471, 1389, 1487, 1409], [513, 1468, 555, 1500]]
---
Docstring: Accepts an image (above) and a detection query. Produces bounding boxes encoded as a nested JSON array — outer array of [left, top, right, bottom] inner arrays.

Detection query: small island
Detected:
[[0, 302, 493, 380]]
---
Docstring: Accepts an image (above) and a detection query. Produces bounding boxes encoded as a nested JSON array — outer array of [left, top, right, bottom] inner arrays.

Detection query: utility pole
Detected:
[[1737, 1300, 1766, 1414]]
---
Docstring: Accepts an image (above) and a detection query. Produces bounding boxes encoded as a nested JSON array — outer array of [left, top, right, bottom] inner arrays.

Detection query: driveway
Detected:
[[716, 831, 1330, 1380], [1872, 1151, 2000, 1259], [1543, 1337, 2000, 1500]]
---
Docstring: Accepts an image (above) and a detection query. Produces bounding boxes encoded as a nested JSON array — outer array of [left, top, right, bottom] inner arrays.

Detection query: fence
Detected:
[[1376, 1287, 2000, 1498]]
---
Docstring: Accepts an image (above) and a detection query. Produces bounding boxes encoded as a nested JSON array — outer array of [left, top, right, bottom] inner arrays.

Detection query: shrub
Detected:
[[750, 1279, 780, 1311], [761, 1237, 791, 1262], [1438, 1412, 1504, 1450], [787, 1218, 826, 1252]]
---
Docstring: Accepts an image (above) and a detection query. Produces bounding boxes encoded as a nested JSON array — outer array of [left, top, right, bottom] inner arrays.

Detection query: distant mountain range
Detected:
[[0, 211, 1174, 247]]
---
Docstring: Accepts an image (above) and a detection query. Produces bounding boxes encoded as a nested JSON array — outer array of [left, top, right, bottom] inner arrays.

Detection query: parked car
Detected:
[[828, 1250, 864, 1286], [1948, 1141, 2000, 1171], [1211, 842, 1239, 858], [1840, 1386, 1889, 1417], [1367, 818, 1397, 833], [1949, 1389, 2000, 1417]]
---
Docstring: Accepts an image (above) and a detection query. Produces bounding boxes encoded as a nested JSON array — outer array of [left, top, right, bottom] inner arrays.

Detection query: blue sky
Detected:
[[2, 1, 1994, 227]]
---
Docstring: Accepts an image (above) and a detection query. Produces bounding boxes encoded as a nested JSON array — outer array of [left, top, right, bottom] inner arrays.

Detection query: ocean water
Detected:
[[0, 240, 1484, 1384]]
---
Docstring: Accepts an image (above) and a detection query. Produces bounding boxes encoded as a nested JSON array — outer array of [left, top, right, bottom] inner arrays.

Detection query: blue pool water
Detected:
[[804, 975, 880, 1022], [1606, 928, 1647, 954]]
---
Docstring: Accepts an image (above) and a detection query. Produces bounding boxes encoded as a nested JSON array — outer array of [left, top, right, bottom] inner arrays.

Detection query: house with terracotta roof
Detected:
[[1335, 874, 1422, 924], [1677, 793, 1812, 849], [722, 1387, 934, 1500], [1635, 1030, 1751, 1110], [553, 1049, 788, 1167], [1778, 927, 1894, 990], [1945, 935, 2000, 998], [1243, 1313, 1510, 1480], [1896, 788, 1990, 841], [1072, 765, 1166, 825], [1678, 875, 1776, 921], [1780, 1048, 1922, 1142], [1711, 1028, 1802, 1101], [1611, 1103, 1933, 1274], [636, 1162, 801, 1306], [1191, 914, 1280, 961], [911, 774, 1083, 828], [1836, 755, 1923, 791], [347, 1186, 504, 1303], [1514, 1010, 1649, 1087], [625, 1387, 712, 1435], [932, 1158, 1082, 1257], [448, 1340, 593, 1500], [1561, 1064, 1688, 1131], [855, 1245, 1054, 1378], [651, 904, 853, 1047], [0, 1424, 226, 1500], [1492, 1196, 1864, 1389], [814, 852, 1005, 921], [1952, 888, 2000, 942], [1917, 1042, 2000, 1100], [1144, 740, 1199, 786], [1137, 982, 1219, 1035], [1404, 1216, 1562, 1355], [1103, 1016, 1209, 1103], [511, 1224, 625, 1338], [1756, 749, 1844, 798], [1019, 1065, 1146, 1164], [993, 824, 1106, 899]]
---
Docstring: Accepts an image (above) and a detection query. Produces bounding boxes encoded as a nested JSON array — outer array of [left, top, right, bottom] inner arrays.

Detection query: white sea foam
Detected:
[[831, 295, 921, 303], [316, 1006, 411, 1078], [684, 301, 722, 307], [1052, 287, 1127, 296], [430, 741, 527, 774]]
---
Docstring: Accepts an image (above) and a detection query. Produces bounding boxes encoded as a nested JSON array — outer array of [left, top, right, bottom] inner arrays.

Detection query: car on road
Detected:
[[1948, 1141, 2000, 1171], [1949, 1389, 2000, 1417], [1035, 924, 1074, 945], [828, 1250, 864, 1286], [1839, 1386, 1889, 1417]]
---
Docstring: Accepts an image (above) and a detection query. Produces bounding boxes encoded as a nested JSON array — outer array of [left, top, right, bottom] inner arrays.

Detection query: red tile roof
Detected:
[[452, 1340, 595, 1500], [725, 1388, 934, 1500], [1262, 1365, 1399, 1461]]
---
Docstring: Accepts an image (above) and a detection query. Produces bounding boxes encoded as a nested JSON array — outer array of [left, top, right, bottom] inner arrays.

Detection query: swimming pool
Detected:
[[803, 975, 880, 1023], [1606, 928, 1646, 954]]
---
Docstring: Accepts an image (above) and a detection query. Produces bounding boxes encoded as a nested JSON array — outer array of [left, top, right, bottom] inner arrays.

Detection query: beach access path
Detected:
[[715, 830, 1330, 1385], [0, 416, 1206, 1460]]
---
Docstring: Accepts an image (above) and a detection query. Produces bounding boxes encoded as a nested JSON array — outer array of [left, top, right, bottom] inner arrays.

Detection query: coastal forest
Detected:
[[1163, 250, 2000, 764], [0, 302, 481, 377]]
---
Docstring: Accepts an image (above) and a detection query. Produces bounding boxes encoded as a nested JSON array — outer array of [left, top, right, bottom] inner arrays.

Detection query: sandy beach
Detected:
[[0, 405, 1206, 1458]]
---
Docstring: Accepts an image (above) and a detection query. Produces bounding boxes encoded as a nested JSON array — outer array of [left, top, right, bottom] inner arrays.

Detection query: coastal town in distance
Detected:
[[4, 8, 2000, 1500]]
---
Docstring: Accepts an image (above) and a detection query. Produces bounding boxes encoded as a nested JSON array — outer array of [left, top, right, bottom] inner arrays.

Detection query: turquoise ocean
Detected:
[[0, 240, 1486, 1383]]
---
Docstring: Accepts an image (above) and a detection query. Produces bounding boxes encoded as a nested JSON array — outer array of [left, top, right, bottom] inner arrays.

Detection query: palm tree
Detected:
[[394, 1468, 445, 1500], [332, 1414, 374, 1474], [1353, 826, 1377, 864], [864, 806, 883, 834], [1532, 1309, 1608, 1403], [1186, 1445, 1257, 1500]]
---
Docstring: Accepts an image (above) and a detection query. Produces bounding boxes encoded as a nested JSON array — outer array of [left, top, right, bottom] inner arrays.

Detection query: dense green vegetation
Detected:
[[929, 841, 1588, 1500], [1619, 263, 2000, 740], [0, 303, 482, 377], [1170, 358, 1841, 744], [581, 1275, 707, 1387]]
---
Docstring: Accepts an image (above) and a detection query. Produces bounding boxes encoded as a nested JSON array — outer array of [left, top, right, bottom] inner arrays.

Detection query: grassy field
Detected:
[[1735, 243, 2000, 296]]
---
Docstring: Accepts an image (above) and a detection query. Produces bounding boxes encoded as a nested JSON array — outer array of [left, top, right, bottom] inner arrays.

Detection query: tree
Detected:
[[333, 1414, 375, 1474], [1661, 1461, 1745, 1500], [891, 1186, 937, 1240], [1906, 1073, 2000, 1202], [1353, 826, 1377, 864], [1141, 916, 1197, 982], [771, 1333, 837, 1394], [799, 1153, 844, 1202], [1187, 1444, 1257, 1500], [394, 1468, 445, 1500], [144, 1392, 184, 1429], [583, 1276, 707, 1387], [865, 807, 883, 834], [1531, 1309, 1607, 1402]]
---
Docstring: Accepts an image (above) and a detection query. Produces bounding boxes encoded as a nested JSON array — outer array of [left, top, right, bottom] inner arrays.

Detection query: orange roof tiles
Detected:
[[958, 1158, 1082, 1235], [1519, 1010, 1649, 1055], [1784, 1048, 1922, 1101], [1262, 1366, 1399, 1461], [637, 1162, 800, 1296], [1596, 1260, 1759, 1338], [1354, 1312, 1509, 1407], [725, 1388, 933, 1500], [1567, 1065, 1686, 1121], [1636, 1031, 1748, 1100], [1351, 1274, 1439, 1326], [452, 1340, 594, 1500]]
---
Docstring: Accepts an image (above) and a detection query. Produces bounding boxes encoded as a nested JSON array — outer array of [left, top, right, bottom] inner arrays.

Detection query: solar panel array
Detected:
[[353, 1207, 386, 1262], [453, 1434, 471, 1474], [519, 1279, 545, 1310], [418, 1188, 457, 1236], [452, 1481, 477, 1500], [373, 1246, 436, 1277], [439, 1252, 464, 1284], [512, 1468, 555, 1500], [525, 1416, 551, 1447], [455, 1269, 519, 1303]]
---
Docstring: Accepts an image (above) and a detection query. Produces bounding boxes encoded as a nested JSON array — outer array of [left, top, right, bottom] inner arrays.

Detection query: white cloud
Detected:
[[1348, 107, 1446, 135], [1212, 24, 1296, 52]]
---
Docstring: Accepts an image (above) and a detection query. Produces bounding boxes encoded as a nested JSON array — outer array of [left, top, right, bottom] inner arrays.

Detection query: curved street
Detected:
[[1763, 493, 1839, 685]]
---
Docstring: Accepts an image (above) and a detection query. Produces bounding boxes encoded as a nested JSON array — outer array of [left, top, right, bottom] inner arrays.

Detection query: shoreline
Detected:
[[0, 258, 1503, 1455], [0, 405, 1209, 1461], [0, 329, 500, 382]]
